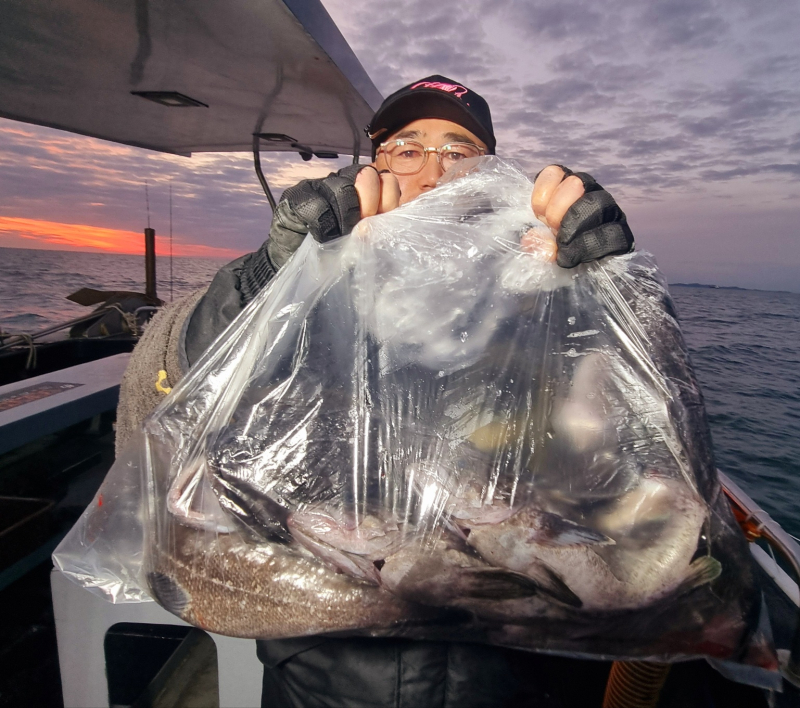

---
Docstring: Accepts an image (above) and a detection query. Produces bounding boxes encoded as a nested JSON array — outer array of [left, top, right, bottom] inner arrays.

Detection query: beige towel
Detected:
[[115, 288, 207, 455]]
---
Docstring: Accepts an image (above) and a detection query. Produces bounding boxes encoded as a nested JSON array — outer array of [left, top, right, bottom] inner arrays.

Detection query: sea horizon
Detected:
[[2, 244, 797, 296], [0, 243, 244, 261], [1, 246, 798, 540]]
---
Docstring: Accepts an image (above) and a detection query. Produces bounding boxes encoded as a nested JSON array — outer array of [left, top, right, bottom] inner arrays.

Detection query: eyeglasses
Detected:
[[378, 139, 485, 175]]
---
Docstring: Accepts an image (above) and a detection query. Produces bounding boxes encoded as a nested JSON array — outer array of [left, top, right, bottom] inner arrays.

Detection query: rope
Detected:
[[20, 333, 37, 370], [105, 304, 140, 336], [2, 303, 157, 371]]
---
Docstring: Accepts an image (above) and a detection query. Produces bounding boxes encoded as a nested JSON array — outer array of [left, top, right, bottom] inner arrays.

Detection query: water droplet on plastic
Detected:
[[437, 370, 445, 377], [460, 331, 469, 342]]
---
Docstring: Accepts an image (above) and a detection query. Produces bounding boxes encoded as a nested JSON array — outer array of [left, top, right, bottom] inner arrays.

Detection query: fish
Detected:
[[534, 351, 650, 502], [287, 506, 406, 584], [464, 475, 721, 611], [146, 175, 758, 658], [147, 514, 438, 639], [379, 534, 581, 623]]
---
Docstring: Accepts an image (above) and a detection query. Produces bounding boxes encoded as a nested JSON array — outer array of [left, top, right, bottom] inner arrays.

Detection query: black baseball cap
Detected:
[[365, 75, 496, 158]]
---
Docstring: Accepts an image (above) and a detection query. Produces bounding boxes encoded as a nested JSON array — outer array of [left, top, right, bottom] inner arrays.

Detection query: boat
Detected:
[[1, 2, 799, 707], [0, 0, 380, 705], [0, 0, 381, 383]]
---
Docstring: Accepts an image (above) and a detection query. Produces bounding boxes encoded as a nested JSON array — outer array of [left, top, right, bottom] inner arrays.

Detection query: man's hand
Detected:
[[531, 165, 634, 268], [240, 164, 401, 304], [268, 165, 400, 270], [355, 167, 401, 217]]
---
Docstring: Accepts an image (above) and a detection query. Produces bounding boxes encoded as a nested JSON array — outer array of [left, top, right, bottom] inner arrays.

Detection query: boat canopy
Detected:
[[0, 0, 382, 157]]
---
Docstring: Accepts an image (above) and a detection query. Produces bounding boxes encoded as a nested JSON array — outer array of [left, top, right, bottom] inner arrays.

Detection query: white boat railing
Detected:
[[718, 469, 800, 686]]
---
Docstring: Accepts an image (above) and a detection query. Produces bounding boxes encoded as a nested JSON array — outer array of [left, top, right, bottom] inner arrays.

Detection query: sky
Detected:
[[1, 0, 799, 291]]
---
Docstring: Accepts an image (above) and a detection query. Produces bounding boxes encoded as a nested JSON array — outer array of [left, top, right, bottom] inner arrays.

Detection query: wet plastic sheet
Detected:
[[54, 158, 774, 669]]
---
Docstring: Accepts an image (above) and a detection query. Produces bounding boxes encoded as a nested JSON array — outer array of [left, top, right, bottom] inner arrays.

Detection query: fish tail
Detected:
[[148, 571, 192, 616]]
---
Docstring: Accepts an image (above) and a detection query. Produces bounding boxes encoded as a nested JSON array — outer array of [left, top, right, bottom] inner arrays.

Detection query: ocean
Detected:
[[1, 246, 799, 536], [670, 284, 800, 537], [0, 247, 228, 333]]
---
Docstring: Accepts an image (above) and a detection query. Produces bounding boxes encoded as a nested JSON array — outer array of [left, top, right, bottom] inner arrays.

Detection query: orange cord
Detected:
[[723, 490, 764, 541], [602, 661, 671, 708]]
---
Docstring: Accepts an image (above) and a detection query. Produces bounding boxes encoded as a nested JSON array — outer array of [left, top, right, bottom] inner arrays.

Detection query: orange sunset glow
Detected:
[[0, 216, 244, 259]]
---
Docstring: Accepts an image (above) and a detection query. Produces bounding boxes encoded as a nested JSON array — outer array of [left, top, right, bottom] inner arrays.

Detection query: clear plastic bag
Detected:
[[54, 157, 772, 667]]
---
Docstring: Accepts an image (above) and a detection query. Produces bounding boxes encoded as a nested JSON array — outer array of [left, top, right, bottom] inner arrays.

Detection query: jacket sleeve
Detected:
[[115, 249, 279, 455]]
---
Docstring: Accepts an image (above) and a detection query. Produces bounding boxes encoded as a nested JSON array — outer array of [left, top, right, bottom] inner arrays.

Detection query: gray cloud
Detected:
[[700, 163, 800, 181], [640, 0, 728, 50], [1, 0, 799, 291], [0, 122, 352, 253], [478, 0, 609, 41]]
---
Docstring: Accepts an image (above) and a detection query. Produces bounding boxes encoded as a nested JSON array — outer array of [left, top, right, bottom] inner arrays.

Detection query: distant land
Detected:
[[669, 282, 796, 295], [670, 283, 748, 291]]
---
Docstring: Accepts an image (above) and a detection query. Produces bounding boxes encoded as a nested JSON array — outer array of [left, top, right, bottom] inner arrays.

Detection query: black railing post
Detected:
[[144, 227, 157, 300]]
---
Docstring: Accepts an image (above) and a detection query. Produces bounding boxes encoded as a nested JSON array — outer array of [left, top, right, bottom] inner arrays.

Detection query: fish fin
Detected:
[[458, 568, 543, 600], [148, 572, 191, 616], [531, 512, 615, 547], [460, 567, 582, 608], [290, 525, 380, 584], [675, 556, 722, 595], [523, 562, 584, 607]]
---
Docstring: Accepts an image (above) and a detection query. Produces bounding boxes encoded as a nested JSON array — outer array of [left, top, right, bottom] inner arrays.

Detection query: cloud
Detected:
[[0, 216, 243, 258], [0, 121, 353, 253], [700, 163, 800, 181], [640, 0, 728, 50], [0, 0, 799, 292], [480, 0, 608, 42]]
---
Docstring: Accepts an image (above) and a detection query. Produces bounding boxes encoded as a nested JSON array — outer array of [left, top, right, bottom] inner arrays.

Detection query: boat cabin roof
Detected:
[[0, 0, 382, 157]]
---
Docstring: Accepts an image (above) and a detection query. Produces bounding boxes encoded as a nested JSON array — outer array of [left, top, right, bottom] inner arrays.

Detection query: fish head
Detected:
[[590, 475, 704, 550]]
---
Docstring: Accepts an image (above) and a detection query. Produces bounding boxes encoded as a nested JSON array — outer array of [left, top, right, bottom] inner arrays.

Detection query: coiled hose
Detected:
[[602, 661, 671, 708]]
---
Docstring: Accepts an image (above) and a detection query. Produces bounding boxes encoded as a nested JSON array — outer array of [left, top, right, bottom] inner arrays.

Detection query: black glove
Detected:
[[552, 167, 635, 269], [238, 164, 367, 304]]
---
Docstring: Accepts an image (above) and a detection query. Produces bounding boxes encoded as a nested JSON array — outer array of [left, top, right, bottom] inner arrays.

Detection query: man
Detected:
[[115, 75, 634, 707]]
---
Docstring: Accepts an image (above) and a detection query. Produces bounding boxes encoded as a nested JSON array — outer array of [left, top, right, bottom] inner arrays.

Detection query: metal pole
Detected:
[[252, 134, 277, 211], [144, 227, 157, 300]]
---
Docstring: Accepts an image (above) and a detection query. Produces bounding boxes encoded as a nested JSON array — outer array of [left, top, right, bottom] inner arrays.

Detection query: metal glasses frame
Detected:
[[377, 139, 485, 175]]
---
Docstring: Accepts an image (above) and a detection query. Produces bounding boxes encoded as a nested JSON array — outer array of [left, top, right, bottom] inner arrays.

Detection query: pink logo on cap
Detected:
[[410, 81, 468, 98]]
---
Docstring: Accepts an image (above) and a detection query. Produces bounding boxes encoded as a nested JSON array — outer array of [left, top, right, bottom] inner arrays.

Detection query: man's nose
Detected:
[[419, 154, 444, 189]]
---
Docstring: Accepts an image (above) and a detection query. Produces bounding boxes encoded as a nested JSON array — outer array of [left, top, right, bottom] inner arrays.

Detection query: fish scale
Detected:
[[148, 519, 437, 639]]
